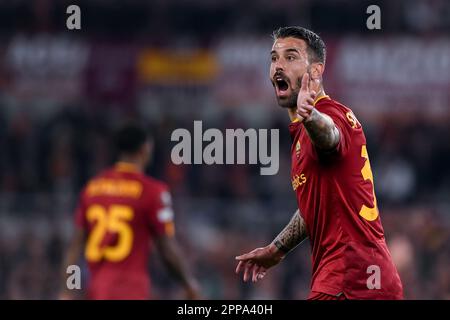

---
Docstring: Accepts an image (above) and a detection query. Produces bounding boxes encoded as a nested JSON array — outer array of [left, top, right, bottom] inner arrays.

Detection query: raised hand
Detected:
[[296, 73, 320, 121]]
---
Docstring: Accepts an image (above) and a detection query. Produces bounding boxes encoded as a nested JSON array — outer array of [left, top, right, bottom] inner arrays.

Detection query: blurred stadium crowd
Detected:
[[0, 0, 449, 299]]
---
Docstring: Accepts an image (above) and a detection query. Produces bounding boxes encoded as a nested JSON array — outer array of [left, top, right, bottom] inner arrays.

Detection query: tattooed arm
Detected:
[[272, 209, 308, 254], [296, 73, 340, 151], [303, 110, 340, 151], [235, 209, 308, 282]]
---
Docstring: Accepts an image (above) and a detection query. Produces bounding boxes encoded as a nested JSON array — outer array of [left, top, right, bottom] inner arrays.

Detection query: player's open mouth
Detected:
[[274, 76, 290, 96]]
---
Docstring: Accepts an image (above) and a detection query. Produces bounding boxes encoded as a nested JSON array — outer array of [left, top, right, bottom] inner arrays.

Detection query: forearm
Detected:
[[164, 256, 193, 288], [158, 238, 196, 289], [272, 209, 308, 254], [303, 109, 340, 151]]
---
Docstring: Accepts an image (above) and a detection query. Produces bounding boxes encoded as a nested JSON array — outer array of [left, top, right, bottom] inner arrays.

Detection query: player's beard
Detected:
[[276, 77, 301, 109], [276, 90, 298, 109]]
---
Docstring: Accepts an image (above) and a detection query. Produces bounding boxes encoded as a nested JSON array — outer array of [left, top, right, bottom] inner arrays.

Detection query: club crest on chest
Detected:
[[295, 139, 301, 158]]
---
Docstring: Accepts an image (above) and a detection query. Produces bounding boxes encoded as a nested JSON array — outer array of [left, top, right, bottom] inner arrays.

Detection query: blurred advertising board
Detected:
[[84, 43, 138, 106], [1, 34, 448, 116], [213, 36, 450, 116], [137, 49, 218, 85], [3, 34, 88, 102]]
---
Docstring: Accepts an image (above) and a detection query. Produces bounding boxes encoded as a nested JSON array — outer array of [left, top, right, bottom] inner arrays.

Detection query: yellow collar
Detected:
[[115, 162, 139, 173], [290, 95, 331, 123], [313, 95, 330, 106]]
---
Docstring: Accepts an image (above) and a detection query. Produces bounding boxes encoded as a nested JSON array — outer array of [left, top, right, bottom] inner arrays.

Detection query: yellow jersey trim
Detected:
[[313, 95, 330, 106], [115, 162, 139, 173]]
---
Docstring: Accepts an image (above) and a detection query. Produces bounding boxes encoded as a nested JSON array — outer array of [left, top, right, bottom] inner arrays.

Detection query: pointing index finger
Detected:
[[300, 73, 309, 92]]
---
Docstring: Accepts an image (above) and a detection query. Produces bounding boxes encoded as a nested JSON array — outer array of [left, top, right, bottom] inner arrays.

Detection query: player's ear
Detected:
[[309, 62, 324, 81]]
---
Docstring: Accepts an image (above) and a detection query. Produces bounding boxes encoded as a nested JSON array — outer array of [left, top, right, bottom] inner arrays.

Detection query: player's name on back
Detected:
[[86, 178, 143, 198]]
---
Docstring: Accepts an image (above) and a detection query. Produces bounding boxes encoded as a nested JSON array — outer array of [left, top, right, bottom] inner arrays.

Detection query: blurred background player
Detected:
[[59, 123, 200, 299], [235, 27, 403, 300]]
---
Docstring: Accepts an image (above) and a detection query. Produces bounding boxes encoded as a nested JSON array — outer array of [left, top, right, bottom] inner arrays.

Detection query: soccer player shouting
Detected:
[[60, 124, 200, 300], [235, 27, 403, 300]]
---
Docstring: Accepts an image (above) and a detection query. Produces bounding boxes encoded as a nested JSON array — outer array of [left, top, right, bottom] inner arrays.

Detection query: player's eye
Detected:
[[271, 56, 277, 62], [286, 55, 296, 61]]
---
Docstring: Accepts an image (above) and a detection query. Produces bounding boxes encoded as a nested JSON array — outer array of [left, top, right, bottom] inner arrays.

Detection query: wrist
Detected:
[[269, 241, 288, 257], [303, 108, 317, 124]]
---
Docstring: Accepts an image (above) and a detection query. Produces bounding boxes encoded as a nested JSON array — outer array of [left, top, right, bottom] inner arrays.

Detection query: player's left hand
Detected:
[[235, 244, 285, 283], [296, 73, 320, 121]]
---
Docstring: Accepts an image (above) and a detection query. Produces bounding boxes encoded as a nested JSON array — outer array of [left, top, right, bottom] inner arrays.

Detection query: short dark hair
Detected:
[[272, 26, 326, 64], [114, 122, 150, 154]]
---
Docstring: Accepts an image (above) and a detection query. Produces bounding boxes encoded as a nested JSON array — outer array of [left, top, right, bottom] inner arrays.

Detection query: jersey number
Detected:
[[85, 204, 134, 262], [359, 145, 379, 221]]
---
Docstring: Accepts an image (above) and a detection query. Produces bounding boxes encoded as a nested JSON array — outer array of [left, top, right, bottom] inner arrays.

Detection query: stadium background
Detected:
[[0, 0, 449, 299]]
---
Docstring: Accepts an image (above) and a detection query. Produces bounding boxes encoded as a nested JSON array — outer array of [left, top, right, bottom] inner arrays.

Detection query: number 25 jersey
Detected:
[[75, 163, 175, 299]]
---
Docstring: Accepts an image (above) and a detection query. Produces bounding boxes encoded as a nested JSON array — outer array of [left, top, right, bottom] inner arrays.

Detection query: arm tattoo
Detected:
[[303, 109, 340, 151], [272, 210, 308, 254]]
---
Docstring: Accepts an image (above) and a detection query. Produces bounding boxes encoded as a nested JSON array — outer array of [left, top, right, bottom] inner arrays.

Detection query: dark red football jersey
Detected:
[[75, 162, 175, 300], [289, 96, 403, 299]]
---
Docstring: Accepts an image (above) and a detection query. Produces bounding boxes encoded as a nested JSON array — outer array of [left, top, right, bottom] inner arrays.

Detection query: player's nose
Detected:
[[275, 64, 284, 72]]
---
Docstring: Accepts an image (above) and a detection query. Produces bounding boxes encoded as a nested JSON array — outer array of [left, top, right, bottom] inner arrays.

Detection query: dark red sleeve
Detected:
[[315, 103, 355, 157], [146, 183, 175, 238]]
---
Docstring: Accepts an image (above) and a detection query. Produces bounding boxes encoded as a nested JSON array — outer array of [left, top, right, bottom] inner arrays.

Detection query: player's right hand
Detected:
[[296, 73, 320, 122], [235, 243, 285, 283]]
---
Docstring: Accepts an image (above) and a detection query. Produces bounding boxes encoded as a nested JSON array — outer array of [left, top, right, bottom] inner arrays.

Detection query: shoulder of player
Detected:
[[315, 97, 352, 114], [81, 168, 111, 189], [140, 175, 169, 194], [316, 98, 366, 136], [75, 170, 106, 201], [316, 98, 362, 126], [140, 176, 171, 208]]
